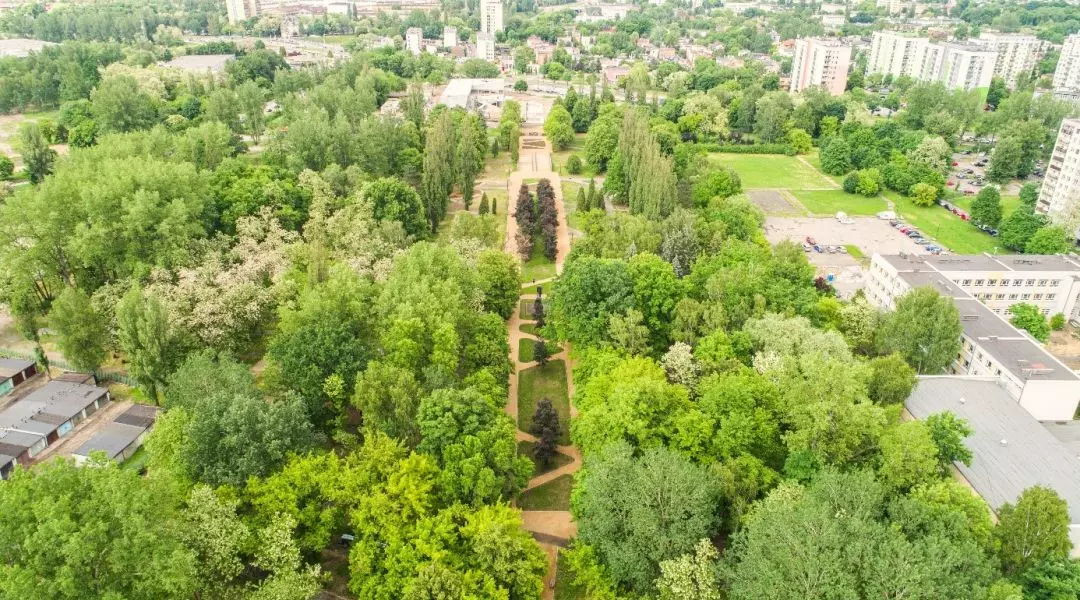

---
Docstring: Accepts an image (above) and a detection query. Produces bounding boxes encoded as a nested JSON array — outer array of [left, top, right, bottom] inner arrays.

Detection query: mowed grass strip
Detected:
[[517, 440, 573, 477], [792, 189, 888, 216], [518, 360, 570, 445], [708, 153, 835, 189], [517, 473, 573, 510], [886, 191, 1001, 254], [518, 338, 561, 363]]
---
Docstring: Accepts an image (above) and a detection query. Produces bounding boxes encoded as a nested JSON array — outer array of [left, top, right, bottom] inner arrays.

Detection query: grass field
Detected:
[[709, 154, 836, 189], [520, 281, 550, 296], [520, 322, 546, 336], [518, 441, 573, 477], [518, 360, 571, 445], [886, 191, 1001, 254], [950, 193, 1022, 220], [793, 189, 888, 216], [552, 134, 595, 176], [845, 244, 865, 259], [519, 338, 561, 362], [561, 180, 585, 231], [522, 240, 557, 282], [518, 474, 573, 510]]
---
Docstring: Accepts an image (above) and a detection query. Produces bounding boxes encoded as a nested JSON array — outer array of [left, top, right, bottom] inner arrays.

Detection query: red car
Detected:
[[952, 161, 959, 166], [806, 236, 816, 245]]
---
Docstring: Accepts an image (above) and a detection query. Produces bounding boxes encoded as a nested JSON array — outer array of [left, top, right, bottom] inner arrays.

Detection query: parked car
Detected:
[[813, 245, 822, 252], [806, 236, 816, 245], [838, 246, 848, 254], [802, 243, 812, 252]]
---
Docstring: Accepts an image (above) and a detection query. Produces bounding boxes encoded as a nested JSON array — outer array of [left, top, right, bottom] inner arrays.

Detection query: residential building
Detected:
[[979, 32, 1044, 89], [906, 377, 1080, 555], [0, 380, 111, 479], [926, 42, 997, 91], [868, 31, 932, 79], [821, 13, 846, 28], [225, 0, 259, 24], [0, 38, 55, 58], [1053, 34, 1080, 93], [406, 27, 423, 55], [0, 358, 37, 397], [789, 38, 852, 95], [480, 0, 503, 35], [1038, 119, 1080, 223], [475, 31, 496, 61], [867, 252, 1080, 421], [443, 26, 458, 48]]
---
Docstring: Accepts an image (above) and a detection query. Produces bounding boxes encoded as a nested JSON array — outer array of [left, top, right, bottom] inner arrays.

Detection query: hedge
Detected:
[[701, 143, 796, 156]]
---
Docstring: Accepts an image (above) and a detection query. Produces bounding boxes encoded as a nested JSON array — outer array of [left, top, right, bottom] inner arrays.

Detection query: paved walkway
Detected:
[[502, 130, 580, 599]]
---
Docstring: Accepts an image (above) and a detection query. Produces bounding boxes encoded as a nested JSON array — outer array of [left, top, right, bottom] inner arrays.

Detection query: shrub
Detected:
[[700, 143, 795, 155], [855, 168, 881, 197], [514, 79, 528, 91], [910, 183, 938, 207], [566, 154, 583, 174], [1051, 313, 1066, 331], [0, 154, 13, 180], [843, 172, 859, 194]]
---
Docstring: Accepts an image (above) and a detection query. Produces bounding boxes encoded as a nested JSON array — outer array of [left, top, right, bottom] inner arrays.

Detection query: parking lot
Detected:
[[765, 216, 929, 297]]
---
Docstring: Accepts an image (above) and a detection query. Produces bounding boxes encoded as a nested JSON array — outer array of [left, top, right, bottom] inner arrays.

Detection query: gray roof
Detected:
[[115, 404, 160, 429], [0, 429, 43, 451], [906, 377, 1080, 530], [0, 358, 34, 378], [74, 422, 145, 459], [882, 253, 1080, 274], [163, 54, 234, 72], [0, 381, 107, 438]]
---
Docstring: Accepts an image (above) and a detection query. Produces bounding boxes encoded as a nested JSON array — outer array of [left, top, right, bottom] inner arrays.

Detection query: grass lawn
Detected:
[[520, 322, 545, 336], [519, 298, 551, 319], [518, 360, 570, 445], [518, 441, 573, 477], [709, 153, 835, 189], [518, 338, 561, 362], [792, 189, 888, 216], [552, 134, 595, 176], [522, 244, 556, 283], [483, 148, 514, 178], [845, 244, 865, 259], [518, 474, 573, 510], [561, 180, 585, 231], [950, 193, 1021, 219], [520, 281, 551, 296], [886, 191, 1001, 254], [555, 550, 588, 600]]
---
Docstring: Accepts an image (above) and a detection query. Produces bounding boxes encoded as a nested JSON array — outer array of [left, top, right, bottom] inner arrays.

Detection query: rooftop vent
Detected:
[[1000, 439, 1008, 447]]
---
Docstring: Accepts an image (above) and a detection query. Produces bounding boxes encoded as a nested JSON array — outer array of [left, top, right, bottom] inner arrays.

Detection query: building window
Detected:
[[1026, 279, 1035, 286], [1039, 279, 1048, 286], [1014, 280, 1023, 286], [1022, 293, 1031, 300], [974, 279, 984, 286], [1035, 293, 1043, 300], [1009, 293, 1018, 300], [997, 293, 1006, 300], [1048, 293, 1057, 300], [988, 279, 998, 285], [962, 279, 972, 285], [1052, 279, 1061, 285]]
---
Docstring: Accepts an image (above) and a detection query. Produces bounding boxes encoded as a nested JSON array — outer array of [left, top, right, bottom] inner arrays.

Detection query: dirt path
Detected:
[[504, 128, 572, 275]]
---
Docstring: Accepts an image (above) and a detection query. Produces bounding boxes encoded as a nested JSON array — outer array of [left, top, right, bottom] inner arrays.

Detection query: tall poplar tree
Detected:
[[420, 111, 457, 232]]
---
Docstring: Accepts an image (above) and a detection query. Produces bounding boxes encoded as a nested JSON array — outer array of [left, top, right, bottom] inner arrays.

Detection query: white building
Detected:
[[867, 252, 1080, 421], [926, 42, 997, 91], [475, 31, 496, 61], [868, 31, 932, 79], [821, 13, 846, 28], [979, 32, 1045, 89], [443, 26, 458, 48], [1054, 34, 1080, 95], [480, 0, 503, 35], [225, 0, 259, 24], [406, 27, 423, 55], [789, 38, 851, 95], [1038, 119, 1080, 224]]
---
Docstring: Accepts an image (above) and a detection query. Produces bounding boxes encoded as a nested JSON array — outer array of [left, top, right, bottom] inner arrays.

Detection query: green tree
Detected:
[[18, 122, 56, 183], [971, 186, 1003, 228], [1025, 225, 1070, 254], [573, 441, 720, 594], [986, 77, 1008, 109], [999, 206, 1046, 252], [989, 136, 1023, 183], [90, 75, 158, 133], [529, 397, 560, 466], [476, 249, 520, 319], [362, 176, 427, 238], [1009, 302, 1051, 342], [656, 538, 722, 600], [819, 136, 852, 175], [0, 153, 12, 180], [878, 421, 940, 491], [458, 112, 484, 210], [878, 286, 962, 374], [787, 128, 812, 154], [50, 286, 106, 373], [116, 286, 176, 404], [1051, 313, 1066, 330], [544, 103, 575, 151], [236, 80, 267, 142], [752, 92, 792, 143], [691, 167, 742, 207], [925, 411, 973, 471], [866, 353, 916, 404], [911, 182, 938, 207], [1019, 182, 1039, 207], [997, 486, 1072, 575], [585, 110, 621, 171], [352, 360, 422, 445], [420, 110, 457, 233], [0, 458, 197, 600], [552, 256, 634, 346]]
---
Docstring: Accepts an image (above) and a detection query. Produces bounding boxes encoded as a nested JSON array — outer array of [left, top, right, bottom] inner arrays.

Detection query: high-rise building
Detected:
[[406, 27, 423, 55], [476, 31, 495, 61], [789, 38, 851, 95], [480, 0, 503, 35], [225, 0, 259, 24], [928, 42, 998, 91], [1053, 34, 1080, 93], [978, 32, 1045, 89], [1037, 118, 1080, 223], [443, 26, 458, 48], [868, 31, 932, 79]]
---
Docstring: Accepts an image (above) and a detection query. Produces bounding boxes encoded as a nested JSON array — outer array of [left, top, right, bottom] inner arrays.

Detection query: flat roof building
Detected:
[[0, 358, 36, 397], [73, 405, 159, 465], [906, 377, 1080, 554], [790, 38, 852, 95], [868, 252, 1080, 421], [1039, 119, 1080, 227]]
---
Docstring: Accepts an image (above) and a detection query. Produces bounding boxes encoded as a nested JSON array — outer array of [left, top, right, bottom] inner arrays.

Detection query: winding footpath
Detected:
[[502, 127, 578, 599]]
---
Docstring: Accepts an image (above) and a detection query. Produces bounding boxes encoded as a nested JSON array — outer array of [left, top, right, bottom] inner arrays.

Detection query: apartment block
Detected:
[[979, 32, 1045, 89], [443, 26, 457, 48], [405, 27, 423, 55], [928, 42, 998, 91], [1039, 119, 1080, 223], [868, 31, 932, 78], [867, 252, 1080, 421], [475, 31, 496, 61], [225, 0, 259, 24], [1054, 34, 1080, 94], [480, 0, 503, 35], [789, 38, 852, 95]]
